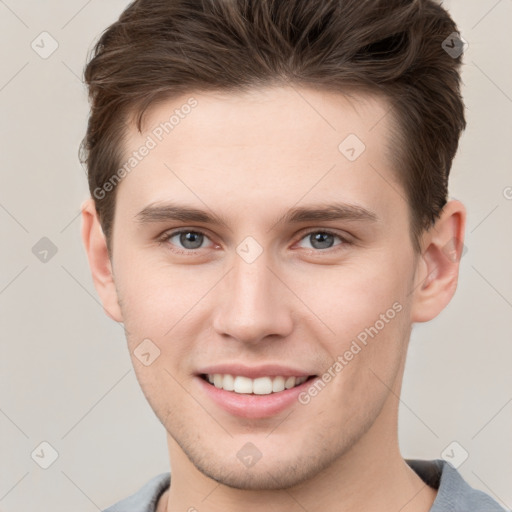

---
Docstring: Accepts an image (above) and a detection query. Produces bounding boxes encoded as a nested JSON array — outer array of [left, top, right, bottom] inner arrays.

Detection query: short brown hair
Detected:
[[81, 0, 466, 255]]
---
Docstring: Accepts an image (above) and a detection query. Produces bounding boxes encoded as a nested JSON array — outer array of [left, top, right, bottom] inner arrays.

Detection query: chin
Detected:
[[183, 443, 336, 491], [195, 462, 313, 491]]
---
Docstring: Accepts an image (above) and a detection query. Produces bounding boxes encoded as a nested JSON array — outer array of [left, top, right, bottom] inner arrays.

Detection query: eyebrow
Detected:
[[134, 201, 379, 228]]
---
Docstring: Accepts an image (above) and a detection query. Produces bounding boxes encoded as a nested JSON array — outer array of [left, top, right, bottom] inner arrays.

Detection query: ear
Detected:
[[410, 199, 467, 323], [81, 198, 123, 322]]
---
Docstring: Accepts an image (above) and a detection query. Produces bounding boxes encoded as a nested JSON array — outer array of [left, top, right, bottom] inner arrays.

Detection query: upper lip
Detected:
[[197, 363, 316, 379]]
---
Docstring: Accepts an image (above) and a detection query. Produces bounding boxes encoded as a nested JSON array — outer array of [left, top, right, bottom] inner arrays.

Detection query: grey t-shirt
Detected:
[[103, 459, 508, 512]]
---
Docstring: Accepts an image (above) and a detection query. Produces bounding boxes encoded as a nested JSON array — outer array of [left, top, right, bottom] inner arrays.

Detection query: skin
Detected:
[[82, 86, 466, 512]]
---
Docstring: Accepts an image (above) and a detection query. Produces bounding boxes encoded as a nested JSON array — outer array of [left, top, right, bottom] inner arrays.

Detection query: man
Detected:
[[80, 0, 506, 511]]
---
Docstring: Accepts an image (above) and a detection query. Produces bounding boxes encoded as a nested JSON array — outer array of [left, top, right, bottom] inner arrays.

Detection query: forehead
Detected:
[[117, 86, 405, 228], [134, 86, 392, 156]]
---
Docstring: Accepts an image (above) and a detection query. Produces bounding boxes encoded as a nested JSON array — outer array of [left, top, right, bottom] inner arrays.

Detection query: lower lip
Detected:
[[196, 376, 316, 419]]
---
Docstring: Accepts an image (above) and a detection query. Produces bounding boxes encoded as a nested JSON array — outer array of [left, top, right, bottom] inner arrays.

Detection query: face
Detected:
[[108, 86, 421, 489]]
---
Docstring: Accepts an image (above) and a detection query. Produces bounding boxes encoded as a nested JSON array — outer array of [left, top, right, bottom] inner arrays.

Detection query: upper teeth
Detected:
[[206, 374, 309, 394]]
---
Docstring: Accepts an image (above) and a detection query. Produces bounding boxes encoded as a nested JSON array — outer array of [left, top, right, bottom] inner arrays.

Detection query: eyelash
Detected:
[[157, 228, 351, 256]]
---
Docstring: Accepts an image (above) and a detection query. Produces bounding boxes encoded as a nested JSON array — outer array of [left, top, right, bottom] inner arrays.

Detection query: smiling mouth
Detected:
[[200, 373, 317, 395]]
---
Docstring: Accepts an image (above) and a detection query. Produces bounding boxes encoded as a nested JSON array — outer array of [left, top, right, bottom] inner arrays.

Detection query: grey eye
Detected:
[[297, 231, 342, 250], [170, 231, 206, 250]]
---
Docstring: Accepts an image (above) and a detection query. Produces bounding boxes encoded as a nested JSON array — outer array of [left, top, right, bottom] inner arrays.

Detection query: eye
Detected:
[[296, 230, 348, 251], [160, 229, 213, 254], [158, 228, 350, 255]]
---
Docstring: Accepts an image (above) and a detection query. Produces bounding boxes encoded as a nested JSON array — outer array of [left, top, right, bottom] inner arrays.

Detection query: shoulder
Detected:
[[102, 472, 171, 512], [406, 459, 508, 512]]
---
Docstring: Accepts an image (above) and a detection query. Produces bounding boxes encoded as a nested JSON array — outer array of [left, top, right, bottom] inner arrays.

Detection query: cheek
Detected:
[[296, 255, 409, 333], [299, 255, 412, 381], [114, 253, 202, 334]]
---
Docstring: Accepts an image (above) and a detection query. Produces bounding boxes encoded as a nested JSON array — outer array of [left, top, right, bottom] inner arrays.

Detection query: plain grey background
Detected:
[[0, 1, 511, 510]]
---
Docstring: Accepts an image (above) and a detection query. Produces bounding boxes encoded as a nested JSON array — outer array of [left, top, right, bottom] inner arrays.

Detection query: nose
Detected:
[[211, 248, 294, 345]]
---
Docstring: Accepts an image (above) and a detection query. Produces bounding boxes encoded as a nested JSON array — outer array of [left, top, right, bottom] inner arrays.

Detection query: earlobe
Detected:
[[410, 200, 467, 323], [81, 198, 124, 322]]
